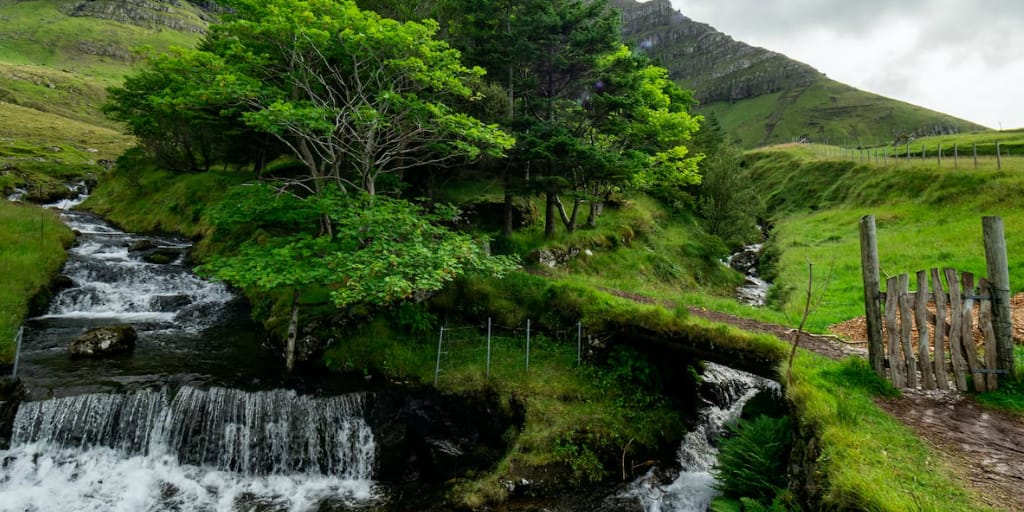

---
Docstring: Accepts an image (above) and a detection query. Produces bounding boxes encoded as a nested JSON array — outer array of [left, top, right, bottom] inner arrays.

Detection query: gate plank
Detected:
[[915, 270, 935, 389], [944, 268, 969, 392], [960, 272, 986, 392], [898, 273, 917, 388], [885, 276, 906, 387], [980, 278, 1000, 391], [931, 269, 950, 390]]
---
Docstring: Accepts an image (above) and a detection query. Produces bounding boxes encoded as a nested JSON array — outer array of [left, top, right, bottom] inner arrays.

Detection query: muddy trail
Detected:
[[600, 285, 1024, 511]]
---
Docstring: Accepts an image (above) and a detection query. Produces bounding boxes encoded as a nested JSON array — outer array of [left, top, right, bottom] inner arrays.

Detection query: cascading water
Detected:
[[618, 363, 779, 512], [727, 244, 771, 307], [2, 186, 381, 510], [2, 387, 377, 511], [16, 186, 285, 396]]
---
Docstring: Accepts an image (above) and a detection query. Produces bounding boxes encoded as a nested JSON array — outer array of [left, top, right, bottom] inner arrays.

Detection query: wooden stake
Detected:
[[945, 268, 969, 391], [915, 270, 935, 389], [983, 216, 1015, 383], [959, 272, 986, 392], [979, 278, 999, 391], [898, 273, 917, 388], [932, 268, 950, 390], [885, 276, 906, 387], [860, 215, 885, 378]]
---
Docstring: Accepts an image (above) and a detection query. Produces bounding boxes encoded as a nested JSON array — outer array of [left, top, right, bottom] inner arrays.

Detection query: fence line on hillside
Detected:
[[807, 140, 1019, 170]]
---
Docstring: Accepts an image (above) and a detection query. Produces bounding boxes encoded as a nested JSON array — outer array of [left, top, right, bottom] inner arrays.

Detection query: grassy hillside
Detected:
[[748, 144, 1024, 332], [0, 0, 206, 126], [701, 77, 987, 149]]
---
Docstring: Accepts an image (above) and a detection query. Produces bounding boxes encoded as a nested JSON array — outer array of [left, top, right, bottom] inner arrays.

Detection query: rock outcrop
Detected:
[[69, 325, 138, 357], [613, 0, 821, 104], [58, 0, 216, 34]]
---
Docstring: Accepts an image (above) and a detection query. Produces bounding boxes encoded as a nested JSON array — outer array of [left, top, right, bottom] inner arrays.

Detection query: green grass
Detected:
[[0, 201, 73, 362], [323, 317, 679, 506], [81, 151, 252, 243], [974, 346, 1024, 414], [788, 354, 995, 511], [701, 78, 986, 148], [747, 148, 1024, 332]]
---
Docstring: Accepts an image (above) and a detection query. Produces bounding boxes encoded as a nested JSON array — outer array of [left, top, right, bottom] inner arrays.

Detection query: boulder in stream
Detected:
[[69, 325, 137, 357], [143, 248, 181, 264]]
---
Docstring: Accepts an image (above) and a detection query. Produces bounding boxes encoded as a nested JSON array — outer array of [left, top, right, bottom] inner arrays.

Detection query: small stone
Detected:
[[70, 325, 137, 357]]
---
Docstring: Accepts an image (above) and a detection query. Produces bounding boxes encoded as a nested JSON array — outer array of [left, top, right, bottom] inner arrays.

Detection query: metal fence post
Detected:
[[11, 326, 24, 379], [576, 321, 582, 366], [525, 319, 531, 373], [434, 325, 444, 386]]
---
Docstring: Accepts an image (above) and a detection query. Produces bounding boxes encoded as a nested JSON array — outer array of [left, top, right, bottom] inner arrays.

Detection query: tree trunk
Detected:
[[585, 183, 600, 228], [503, 167, 514, 236], [554, 194, 580, 232], [544, 191, 557, 239], [285, 289, 300, 373]]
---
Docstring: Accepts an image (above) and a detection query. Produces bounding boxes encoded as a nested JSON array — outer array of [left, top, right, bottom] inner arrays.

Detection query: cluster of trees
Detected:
[[103, 0, 733, 368]]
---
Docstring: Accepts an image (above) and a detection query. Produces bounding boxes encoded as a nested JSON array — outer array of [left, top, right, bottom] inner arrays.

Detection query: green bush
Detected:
[[714, 415, 793, 503]]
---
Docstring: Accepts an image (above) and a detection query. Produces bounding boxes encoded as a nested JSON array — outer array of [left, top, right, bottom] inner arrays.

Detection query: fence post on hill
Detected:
[[996, 142, 1003, 170], [983, 216, 1016, 384], [859, 215, 885, 378], [525, 319, 531, 373], [938, 143, 942, 166], [921, 145, 926, 160], [973, 143, 978, 169], [954, 143, 959, 169], [486, 317, 492, 378], [906, 142, 911, 163]]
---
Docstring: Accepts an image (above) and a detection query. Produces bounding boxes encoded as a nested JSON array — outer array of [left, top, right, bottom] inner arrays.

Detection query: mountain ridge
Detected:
[[611, 0, 986, 147], [0, 0, 990, 149]]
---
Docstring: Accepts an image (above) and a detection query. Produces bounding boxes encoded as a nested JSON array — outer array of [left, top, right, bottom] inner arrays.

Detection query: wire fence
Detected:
[[806, 141, 1023, 170], [432, 318, 587, 386]]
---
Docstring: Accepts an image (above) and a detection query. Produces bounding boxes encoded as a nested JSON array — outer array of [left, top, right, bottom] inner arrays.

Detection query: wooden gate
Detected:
[[860, 216, 1016, 391]]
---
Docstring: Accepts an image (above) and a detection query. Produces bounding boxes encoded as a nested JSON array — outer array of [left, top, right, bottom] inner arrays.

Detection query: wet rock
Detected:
[[28, 274, 77, 317], [69, 325, 137, 357], [729, 249, 759, 276], [143, 248, 181, 264], [150, 294, 192, 312], [370, 389, 525, 483], [129, 239, 156, 252], [0, 378, 26, 450]]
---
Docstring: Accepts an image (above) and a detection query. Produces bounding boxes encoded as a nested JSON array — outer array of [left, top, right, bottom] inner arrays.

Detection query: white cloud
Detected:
[[669, 0, 1024, 129]]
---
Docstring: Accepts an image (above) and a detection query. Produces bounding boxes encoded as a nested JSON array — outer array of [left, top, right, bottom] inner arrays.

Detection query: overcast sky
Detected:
[[669, 0, 1024, 130]]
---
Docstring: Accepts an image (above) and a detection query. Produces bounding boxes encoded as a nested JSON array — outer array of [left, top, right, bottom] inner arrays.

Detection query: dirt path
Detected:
[[600, 284, 1024, 511], [876, 389, 1024, 511]]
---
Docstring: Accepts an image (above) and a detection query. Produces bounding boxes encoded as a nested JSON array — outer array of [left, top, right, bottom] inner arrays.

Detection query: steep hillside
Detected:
[[0, 0, 209, 125], [613, 0, 986, 147]]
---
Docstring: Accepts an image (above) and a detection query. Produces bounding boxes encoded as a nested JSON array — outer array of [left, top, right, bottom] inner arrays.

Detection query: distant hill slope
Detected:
[[0, 0, 989, 152], [0, 0, 209, 126], [613, 0, 987, 148]]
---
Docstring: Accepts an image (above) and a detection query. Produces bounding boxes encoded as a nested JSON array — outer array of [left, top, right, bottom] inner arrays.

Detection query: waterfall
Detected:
[[1, 387, 378, 511], [620, 363, 779, 511]]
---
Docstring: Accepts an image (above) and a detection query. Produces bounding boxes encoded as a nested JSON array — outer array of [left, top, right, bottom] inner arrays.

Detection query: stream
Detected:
[[2, 188, 781, 511], [614, 363, 779, 511], [1, 190, 381, 511]]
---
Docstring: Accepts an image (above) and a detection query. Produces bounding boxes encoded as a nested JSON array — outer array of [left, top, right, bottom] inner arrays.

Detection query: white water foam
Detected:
[[0, 443, 376, 512], [2, 388, 379, 512]]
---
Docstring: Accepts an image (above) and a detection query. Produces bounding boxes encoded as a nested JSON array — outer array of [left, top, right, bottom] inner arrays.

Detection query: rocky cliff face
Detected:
[[612, 0, 822, 104], [58, 0, 217, 34]]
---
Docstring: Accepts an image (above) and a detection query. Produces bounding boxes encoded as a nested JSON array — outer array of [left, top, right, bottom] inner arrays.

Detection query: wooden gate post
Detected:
[[983, 216, 1015, 383], [860, 215, 885, 378]]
